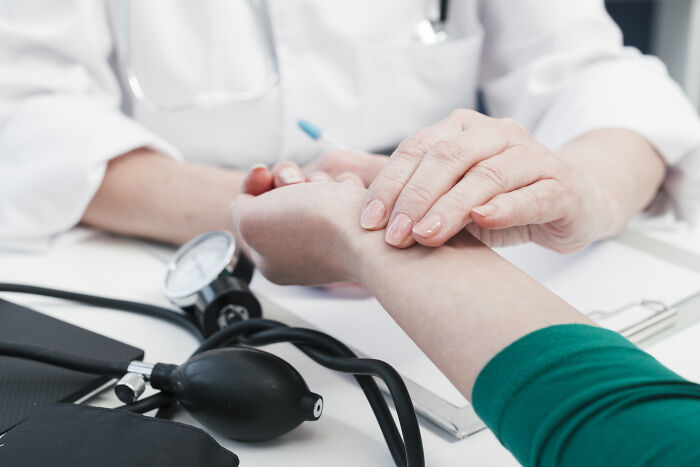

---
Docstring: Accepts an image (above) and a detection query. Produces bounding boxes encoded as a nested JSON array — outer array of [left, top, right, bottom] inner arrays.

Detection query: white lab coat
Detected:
[[1, 0, 700, 250]]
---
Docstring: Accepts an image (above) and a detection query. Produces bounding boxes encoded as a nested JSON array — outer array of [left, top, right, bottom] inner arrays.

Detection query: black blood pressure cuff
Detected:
[[0, 404, 239, 467]]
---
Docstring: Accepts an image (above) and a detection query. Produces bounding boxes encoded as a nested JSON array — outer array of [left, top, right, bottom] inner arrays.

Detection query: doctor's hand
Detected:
[[360, 109, 603, 253], [242, 150, 387, 195], [231, 182, 367, 285]]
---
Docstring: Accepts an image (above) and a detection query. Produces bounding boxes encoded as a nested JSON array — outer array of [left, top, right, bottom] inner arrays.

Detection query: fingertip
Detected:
[[412, 232, 446, 248], [384, 212, 415, 247], [471, 204, 496, 218], [412, 213, 442, 238], [413, 219, 460, 247], [386, 236, 417, 249], [243, 165, 273, 195], [471, 204, 511, 229], [276, 168, 305, 187], [307, 171, 333, 183], [272, 162, 305, 187], [360, 199, 388, 230]]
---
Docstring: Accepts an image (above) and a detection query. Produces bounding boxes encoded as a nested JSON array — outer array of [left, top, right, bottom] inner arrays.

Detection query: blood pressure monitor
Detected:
[[163, 231, 261, 336]]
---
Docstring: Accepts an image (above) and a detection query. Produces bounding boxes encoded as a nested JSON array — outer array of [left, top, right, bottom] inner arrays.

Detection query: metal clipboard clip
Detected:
[[587, 299, 678, 344]]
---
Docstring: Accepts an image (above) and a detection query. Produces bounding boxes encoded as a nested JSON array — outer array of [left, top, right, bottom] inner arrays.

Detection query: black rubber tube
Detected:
[[0, 283, 203, 340], [119, 392, 177, 414], [195, 319, 424, 467], [244, 327, 424, 467], [0, 340, 130, 377]]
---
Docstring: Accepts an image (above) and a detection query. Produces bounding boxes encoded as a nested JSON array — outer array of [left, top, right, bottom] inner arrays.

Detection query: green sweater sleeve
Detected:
[[472, 324, 700, 467]]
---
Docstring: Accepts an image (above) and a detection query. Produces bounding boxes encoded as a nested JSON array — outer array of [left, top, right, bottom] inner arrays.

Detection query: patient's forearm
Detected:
[[349, 231, 592, 399], [82, 149, 244, 244], [234, 182, 592, 398]]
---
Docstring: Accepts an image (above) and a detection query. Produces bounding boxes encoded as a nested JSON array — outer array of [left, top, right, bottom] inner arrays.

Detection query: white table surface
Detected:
[[2, 229, 700, 467]]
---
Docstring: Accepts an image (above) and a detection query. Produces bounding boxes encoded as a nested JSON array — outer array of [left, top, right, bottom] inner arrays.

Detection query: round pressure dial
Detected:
[[162, 230, 260, 337], [163, 231, 238, 306]]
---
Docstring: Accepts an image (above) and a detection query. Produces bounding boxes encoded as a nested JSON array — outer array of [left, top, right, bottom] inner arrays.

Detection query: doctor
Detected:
[[1, 0, 699, 250]]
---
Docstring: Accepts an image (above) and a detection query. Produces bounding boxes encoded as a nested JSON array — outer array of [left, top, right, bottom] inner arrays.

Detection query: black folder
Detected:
[[0, 298, 143, 434]]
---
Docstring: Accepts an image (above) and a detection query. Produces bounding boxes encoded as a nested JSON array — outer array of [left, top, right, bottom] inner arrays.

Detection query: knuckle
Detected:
[[428, 139, 467, 167], [450, 109, 482, 129], [451, 108, 479, 121], [440, 192, 471, 220], [401, 183, 436, 206], [497, 117, 526, 133], [369, 170, 408, 199], [395, 134, 431, 161], [525, 188, 547, 217], [470, 161, 510, 192]]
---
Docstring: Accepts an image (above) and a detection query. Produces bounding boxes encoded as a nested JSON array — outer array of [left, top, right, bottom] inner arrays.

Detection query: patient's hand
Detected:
[[231, 182, 367, 285]]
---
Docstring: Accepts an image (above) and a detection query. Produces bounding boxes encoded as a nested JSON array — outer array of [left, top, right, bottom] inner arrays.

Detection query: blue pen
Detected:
[[297, 119, 347, 149]]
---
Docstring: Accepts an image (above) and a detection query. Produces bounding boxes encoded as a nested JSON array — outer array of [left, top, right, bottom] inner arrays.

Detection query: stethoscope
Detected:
[[0, 231, 424, 466], [116, 0, 450, 112]]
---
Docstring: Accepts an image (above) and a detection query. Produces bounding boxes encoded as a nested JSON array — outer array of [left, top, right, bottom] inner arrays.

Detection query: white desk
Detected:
[[2, 229, 700, 466]]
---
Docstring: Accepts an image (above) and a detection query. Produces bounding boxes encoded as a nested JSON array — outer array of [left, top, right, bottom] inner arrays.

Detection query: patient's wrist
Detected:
[[321, 187, 372, 283]]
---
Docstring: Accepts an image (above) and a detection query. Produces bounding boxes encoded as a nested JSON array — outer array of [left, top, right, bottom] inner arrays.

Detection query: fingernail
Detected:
[[360, 199, 387, 229], [472, 204, 496, 217], [385, 213, 413, 246], [413, 214, 442, 238], [249, 163, 267, 171], [279, 167, 304, 184]]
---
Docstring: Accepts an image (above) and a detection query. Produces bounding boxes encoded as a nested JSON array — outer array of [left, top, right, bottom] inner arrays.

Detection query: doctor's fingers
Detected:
[[243, 164, 274, 195], [383, 123, 517, 247], [334, 172, 365, 187], [306, 171, 364, 186], [307, 171, 334, 183], [272, 162, 305, 188], [361, 109, 492, 230], [470, 179, 572, 232], [408, 145, 553, 248], [464, 222, 533, 249]]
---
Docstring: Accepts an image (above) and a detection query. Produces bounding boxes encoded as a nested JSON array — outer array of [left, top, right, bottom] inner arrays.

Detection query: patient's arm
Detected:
[[232, 182, 591, 398], [233, 182, 700, 467]]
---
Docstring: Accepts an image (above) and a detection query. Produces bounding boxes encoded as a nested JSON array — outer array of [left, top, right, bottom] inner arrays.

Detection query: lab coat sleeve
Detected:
[[0, 1, 181, 252], [478, 0, 700, 222]]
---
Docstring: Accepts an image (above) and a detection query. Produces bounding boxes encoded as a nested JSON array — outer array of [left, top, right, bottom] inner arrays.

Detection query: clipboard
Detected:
[[589, 299, 678, 344]]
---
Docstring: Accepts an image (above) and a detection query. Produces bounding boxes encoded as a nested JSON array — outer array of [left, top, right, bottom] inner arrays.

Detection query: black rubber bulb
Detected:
[[150, 347, 323, 441]]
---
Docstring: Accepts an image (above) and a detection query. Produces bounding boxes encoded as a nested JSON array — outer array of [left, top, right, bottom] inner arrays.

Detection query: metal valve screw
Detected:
[[115, 372, 147, 405]]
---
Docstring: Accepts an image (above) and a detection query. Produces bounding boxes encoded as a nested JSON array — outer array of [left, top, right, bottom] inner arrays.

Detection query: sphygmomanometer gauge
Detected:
[[163, 231, 260, 336]]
